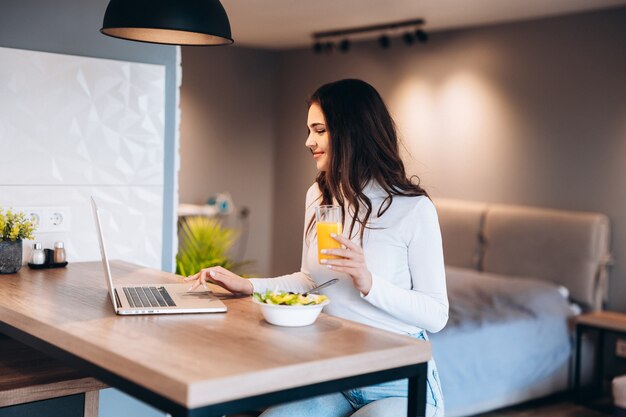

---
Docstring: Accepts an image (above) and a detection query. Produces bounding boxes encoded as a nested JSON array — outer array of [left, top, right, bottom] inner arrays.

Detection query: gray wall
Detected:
[[180, 46, 277, 276], [271, 7, 626, 311], [0, 0, 179, 273], [0, 1, 178, 416]]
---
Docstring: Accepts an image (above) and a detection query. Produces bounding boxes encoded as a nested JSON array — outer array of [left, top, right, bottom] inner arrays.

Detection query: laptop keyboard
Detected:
[[123, 286, 177, 308]]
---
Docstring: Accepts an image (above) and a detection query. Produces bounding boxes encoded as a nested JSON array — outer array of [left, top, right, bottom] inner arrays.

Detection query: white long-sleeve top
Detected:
[[249, 182, 449, 335]]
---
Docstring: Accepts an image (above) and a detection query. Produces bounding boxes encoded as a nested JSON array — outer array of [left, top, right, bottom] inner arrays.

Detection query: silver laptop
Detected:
[[91, 196, 227, 315]]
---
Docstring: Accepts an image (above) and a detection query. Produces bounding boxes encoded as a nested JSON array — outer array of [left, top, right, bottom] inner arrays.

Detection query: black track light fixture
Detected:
[[415, 29, 429, 43], [339, 39, 350, 53], [402, 32, 415, 45], [310, 18, 427, 54], [378, 35, 391, 49]]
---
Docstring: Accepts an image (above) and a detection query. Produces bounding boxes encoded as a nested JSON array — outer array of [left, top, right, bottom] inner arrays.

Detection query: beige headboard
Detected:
[[435, 199, 487, 270], [435, 198, 612, 311]]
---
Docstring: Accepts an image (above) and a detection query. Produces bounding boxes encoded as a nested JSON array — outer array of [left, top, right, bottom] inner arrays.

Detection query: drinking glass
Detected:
[[315, 205, 342, 264]]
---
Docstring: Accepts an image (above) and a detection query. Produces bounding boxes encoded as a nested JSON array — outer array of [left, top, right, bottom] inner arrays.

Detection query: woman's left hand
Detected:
[[321, 233, 373, 295]]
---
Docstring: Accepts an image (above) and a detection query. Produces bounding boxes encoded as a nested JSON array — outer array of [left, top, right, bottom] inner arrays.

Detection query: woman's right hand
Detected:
[[184, 266, 254, 295]]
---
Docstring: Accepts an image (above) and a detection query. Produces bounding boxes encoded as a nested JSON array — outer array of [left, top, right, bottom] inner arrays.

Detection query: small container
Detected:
[[30, 242, 46, 265], [53, 241, 66, 264], [44, 248, 54, 265]]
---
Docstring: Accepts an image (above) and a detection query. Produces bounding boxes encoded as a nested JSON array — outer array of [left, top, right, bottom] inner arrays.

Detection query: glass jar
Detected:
[[53, 241, 66, 263], [30, 242, 45, 265]]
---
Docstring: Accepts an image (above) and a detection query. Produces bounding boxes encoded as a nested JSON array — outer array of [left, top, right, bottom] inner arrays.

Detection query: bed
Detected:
[[430, 199, 611, 416]]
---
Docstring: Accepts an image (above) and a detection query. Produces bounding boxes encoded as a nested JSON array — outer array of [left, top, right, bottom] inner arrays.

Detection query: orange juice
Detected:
[[317, 222, 343, 263]]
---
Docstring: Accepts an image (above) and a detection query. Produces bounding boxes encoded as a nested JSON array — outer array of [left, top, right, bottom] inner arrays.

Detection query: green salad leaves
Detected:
[[252, 290, 329, 306]]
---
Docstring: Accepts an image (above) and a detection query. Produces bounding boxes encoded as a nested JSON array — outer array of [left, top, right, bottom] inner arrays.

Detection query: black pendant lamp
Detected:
[[101, 0, 233, 46]]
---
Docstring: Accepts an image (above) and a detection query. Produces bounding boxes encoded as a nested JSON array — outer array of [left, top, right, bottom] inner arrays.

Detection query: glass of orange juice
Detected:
[[315, 205, 342, 264]]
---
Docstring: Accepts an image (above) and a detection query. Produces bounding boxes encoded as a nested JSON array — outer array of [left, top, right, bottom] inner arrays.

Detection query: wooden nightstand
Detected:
[[575, 311, 626, 402]]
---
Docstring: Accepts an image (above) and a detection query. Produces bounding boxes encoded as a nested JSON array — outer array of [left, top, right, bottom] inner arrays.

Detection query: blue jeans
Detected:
[[259, 332, 444, 417]]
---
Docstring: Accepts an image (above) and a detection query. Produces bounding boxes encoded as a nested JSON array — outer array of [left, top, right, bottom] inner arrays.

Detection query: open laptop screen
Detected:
[[90, 196, 120, 313]]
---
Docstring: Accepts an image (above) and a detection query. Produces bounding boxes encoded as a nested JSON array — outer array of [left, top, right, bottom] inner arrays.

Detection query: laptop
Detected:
[[91, 196, 227, 315]]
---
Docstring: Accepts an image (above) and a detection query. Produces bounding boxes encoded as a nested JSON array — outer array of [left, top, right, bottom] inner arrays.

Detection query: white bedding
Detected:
[[429, 266, 576, 416]]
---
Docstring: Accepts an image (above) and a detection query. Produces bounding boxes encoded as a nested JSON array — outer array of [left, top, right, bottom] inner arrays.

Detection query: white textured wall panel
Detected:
[[0, 47, 166, 269], [0, 47, 164, 186]]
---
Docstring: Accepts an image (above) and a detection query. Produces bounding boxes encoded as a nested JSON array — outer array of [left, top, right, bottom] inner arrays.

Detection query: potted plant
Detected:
[[176, 216, 250, 277], [0, 208, 36, 274]]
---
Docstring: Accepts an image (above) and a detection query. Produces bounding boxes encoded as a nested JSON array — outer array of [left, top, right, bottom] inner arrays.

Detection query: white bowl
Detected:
[[252, 296, 330, 327]]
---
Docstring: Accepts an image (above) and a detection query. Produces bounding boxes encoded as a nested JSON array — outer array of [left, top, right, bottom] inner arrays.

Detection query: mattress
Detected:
[[429, 266, 575, 416]]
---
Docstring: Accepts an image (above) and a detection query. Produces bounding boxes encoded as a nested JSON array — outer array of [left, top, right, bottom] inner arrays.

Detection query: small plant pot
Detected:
[[0, 240, 23, 274]]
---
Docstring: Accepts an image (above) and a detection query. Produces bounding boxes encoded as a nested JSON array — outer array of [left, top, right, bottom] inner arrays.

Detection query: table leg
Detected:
[[408, 362, 427, 417], [575, 324, 583, 398], [83, 391, 99, 417], [594, 328, 605, 396]]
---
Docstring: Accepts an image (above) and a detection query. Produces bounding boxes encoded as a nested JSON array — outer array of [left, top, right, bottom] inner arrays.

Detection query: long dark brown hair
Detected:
[[306, 79, 428, 243]]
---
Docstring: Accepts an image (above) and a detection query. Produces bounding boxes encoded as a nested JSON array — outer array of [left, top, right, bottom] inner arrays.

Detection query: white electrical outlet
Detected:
[[13, 206, 71, 233], [27, 211, 41, 228], [49, 211, 64, 226]]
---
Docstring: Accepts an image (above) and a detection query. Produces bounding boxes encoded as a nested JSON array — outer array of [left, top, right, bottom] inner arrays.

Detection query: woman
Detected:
[[186, 79, 448, 417]]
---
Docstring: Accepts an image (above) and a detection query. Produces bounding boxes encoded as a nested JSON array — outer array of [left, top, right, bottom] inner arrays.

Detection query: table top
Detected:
[[0, 261, 431, 409], [577, 311, 626, 333]]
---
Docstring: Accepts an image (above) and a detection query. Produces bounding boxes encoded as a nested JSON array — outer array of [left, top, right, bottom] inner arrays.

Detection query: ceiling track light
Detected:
[[402, 32, 415, 45], [311, 18, 427, 54], [378, 35, 391, 49], [339, 39, 350, 53], [415, 29, 429, 43]]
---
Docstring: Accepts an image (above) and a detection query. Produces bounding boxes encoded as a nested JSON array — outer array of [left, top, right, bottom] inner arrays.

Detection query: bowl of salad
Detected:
[[252, 290, 330, 327]]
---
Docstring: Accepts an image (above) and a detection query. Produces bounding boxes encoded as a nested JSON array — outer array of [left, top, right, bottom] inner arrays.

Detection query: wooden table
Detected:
[[0, 261, 431, 416]]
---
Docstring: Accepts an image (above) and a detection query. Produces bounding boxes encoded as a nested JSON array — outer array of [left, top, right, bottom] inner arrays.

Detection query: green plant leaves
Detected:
[[0, 208, 36, 242], [175, 216, 250, 276]]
